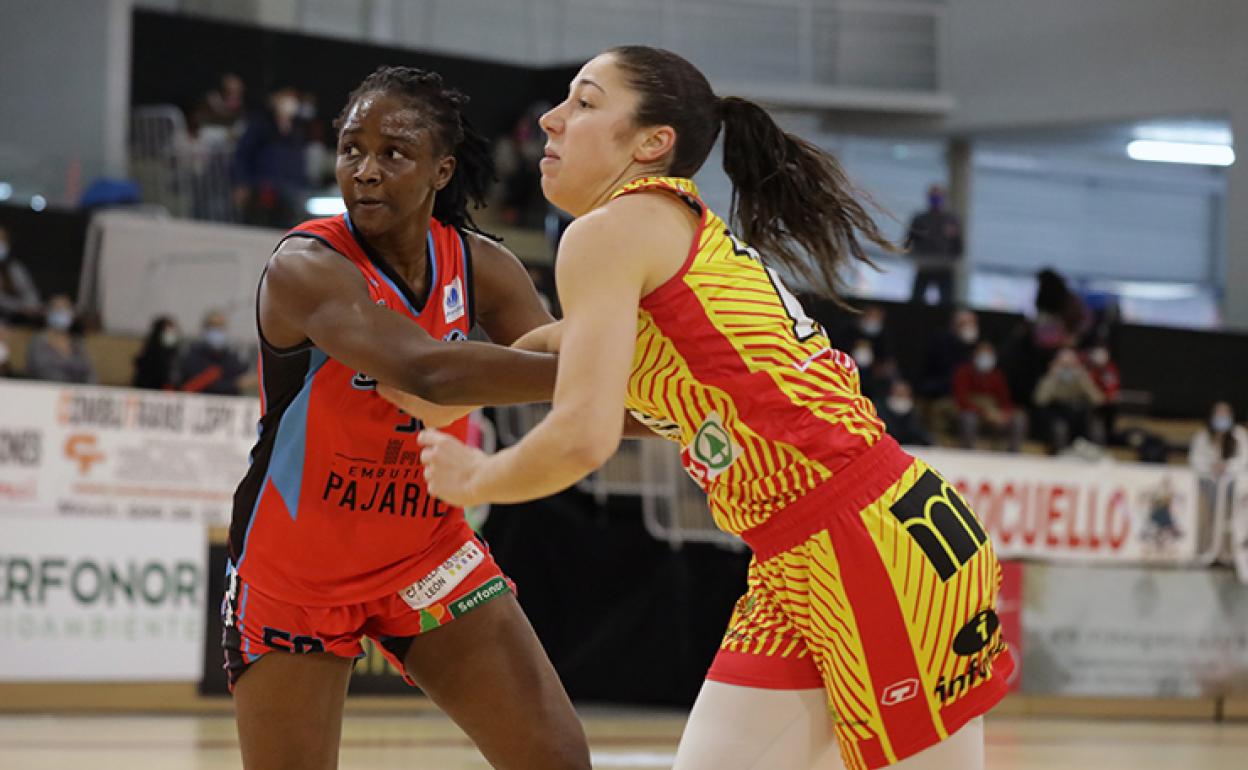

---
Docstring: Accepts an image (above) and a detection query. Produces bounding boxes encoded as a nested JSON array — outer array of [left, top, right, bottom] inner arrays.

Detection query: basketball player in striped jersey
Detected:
[[410, 47, 1014, 769], [225, 67, 589, 770]]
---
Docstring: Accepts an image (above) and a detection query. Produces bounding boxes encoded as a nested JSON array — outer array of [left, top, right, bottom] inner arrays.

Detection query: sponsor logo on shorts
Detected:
[[449, 577, 510, 618], [933, 640, 1007, 704], [952, 609, 1001, 656], [398, 541, 484, 611], [880, 677, 920, 706]]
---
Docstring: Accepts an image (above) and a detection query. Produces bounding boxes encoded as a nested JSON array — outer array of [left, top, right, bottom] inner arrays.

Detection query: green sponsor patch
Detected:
[[449, 577, 511, 619]]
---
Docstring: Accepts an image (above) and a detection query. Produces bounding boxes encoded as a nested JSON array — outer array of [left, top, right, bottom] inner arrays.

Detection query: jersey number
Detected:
[[889, 470, 988, 581], [725, 229, 821, 342]]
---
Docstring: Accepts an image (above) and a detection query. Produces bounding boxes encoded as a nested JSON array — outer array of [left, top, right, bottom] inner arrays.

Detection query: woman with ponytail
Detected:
[[225, 66, 590, 770], [415, 46, 1012, 769]]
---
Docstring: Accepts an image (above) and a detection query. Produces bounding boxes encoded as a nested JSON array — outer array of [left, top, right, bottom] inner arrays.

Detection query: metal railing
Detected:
[[129, 105, 236, 222]]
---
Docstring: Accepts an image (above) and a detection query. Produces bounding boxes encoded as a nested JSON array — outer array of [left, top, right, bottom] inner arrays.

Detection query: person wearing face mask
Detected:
[[1033, 346, 1105, 453], [905, 183, 963, 306], [133, 315, 182, 390], [919, 308, 979, 401], [177, 309, 251, 395], [232, 86, 310, 227], [875, 379, 933, 446], [953, 340, 1027, 452], [24, 294, 95, 384], [0, 225, 45, 325], [1189, 402, 1248, 574], [1082, 343, 1121, 445]]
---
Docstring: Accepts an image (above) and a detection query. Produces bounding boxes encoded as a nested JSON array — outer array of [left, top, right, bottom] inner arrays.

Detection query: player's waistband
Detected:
[[740, 434, 914, 560]]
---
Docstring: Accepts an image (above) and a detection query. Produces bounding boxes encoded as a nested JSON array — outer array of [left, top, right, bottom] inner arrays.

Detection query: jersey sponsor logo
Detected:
[[952, 609, 1001, 656], [442, 277, 465, 324], [398, 540, 484, 611], [880, 677, 920, 706], [681, 411, 740, 486], [443, 329, 467, 342], [352, 372, 378, 390], [320, 467, 450, 518], [889, 469, 989, 581], [627, 408, 682, 441]]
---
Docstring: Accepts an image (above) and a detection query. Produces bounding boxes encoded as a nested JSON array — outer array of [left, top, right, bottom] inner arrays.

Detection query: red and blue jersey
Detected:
[[229, 214, 476, 605]]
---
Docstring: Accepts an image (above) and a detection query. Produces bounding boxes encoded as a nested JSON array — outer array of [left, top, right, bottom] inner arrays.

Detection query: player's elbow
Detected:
[[553, 413, 621, 473]]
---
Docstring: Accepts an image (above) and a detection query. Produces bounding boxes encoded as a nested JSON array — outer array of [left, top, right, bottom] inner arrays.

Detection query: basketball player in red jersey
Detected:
[[412, 48, 1013, 769], [224, 67, 589, 770]]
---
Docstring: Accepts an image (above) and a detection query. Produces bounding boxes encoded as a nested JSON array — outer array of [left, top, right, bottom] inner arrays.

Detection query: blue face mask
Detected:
[[1212, 415, 1233, 433], [928, 193, 944, 210], [47, 309, 73, 331], [203, 328, 229, 350]]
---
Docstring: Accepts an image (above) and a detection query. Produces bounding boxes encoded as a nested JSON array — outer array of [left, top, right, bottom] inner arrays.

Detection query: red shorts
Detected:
[[221, 536, 514, 690], [708, 438, 1015, 770]]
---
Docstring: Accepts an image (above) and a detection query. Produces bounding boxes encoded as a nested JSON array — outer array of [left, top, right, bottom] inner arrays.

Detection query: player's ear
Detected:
[[433, 155, 456, 191], [634, 125, 676, 165]]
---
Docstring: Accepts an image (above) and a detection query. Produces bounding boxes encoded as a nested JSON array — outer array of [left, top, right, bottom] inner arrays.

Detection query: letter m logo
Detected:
[[889, 470, 988, 581]]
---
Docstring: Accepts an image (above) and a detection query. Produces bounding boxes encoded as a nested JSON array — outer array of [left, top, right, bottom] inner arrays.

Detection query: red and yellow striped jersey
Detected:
[[619, 176, 886, 536]]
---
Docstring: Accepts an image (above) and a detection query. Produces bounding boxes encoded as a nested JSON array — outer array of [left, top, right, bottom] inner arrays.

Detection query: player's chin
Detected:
[[539, 176, 573, 216]]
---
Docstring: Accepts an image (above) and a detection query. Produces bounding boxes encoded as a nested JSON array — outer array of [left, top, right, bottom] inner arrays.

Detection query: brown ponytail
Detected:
[[609, 46, 895, 305], [719, 96, 896, 304]]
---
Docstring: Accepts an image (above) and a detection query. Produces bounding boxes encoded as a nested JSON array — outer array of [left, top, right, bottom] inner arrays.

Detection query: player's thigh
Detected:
[[232, 652, 354, 770], [401, 592, 590, 770], [673, 681, 843, 770]]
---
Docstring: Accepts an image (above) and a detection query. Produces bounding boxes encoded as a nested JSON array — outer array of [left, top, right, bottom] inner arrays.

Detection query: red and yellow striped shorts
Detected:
[[709, 437, 1015, 770]]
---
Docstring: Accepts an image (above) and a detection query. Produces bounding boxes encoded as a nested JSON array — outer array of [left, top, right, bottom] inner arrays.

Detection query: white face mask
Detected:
[[958, 326, 978, 345], [1090, 349, 1109, 367], [974, 353, 995, 372], [852, 345, 874, 369], [886, 397, 913, 415], [161, 329, 180, 348], [860, 319, 883, 337], [1212, 415, 1233, 433], [47, 309, 73, 331]]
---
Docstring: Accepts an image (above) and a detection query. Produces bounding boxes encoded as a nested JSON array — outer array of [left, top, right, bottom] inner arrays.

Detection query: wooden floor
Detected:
[[2, 708, 1246, 769]]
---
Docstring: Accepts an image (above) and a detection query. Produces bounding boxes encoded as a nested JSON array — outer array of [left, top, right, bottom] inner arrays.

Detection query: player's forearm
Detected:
[[472, 411, 618, 503], [403, 343, 557, 405]]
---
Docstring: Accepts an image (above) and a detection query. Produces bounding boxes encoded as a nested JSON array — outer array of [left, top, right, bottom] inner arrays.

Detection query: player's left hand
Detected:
[[418, 428, 488, 507]]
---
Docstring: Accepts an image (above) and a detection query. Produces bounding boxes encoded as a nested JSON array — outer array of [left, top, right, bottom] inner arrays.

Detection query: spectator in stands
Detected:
[[954, 340, 1026, 452], [0, 225, 44, 325], [876, 379, 933, 446], [178, 309, 251, 395], [918, 307, 978, 399], [1033, 268, 1090, 351], [1083, 342, 1121, 445], [1189, 401, 1248, 479], [1033, 346, 1104, 453], [1189, 401, 1248, 570], [0, 319, 12, 377], [196, 72, 248, 143], [25, 295, 95, 384], [493, 104, 548, 227], [905, 183, 963, 305], [836, 304, 896, 401], [233, 87, 310, 228], [133, 315, 182, 390]]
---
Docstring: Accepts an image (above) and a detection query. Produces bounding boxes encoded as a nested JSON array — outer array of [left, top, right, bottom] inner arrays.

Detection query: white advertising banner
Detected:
[[1020, 562, 1248, 697], [913, 447, 1200, 564], [0, 380, 258, 526], [84, 210, 281, 342], [0, 517, 207, 681]]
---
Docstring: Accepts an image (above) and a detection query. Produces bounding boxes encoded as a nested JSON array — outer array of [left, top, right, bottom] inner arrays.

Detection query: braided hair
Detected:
[[334, 66, 495, 235]]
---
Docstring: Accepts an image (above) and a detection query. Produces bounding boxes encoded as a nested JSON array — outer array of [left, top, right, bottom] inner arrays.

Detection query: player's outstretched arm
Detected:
[[259, 237, 556, 405], [418, 193, 690, 505]]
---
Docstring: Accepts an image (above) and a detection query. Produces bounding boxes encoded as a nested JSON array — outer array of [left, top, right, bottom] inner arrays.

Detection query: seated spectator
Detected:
[[918, 308, 978, 399], [25, 295, 95, 384], [0, 319, 12, 377], [954, 341, 1026, 452], [178, 310, 251, 395], [1033, 347, 1104, 453], [876, 380, 932, 446], [0, 225, 44, 325], [839, 305, 897, 402], [232, 87, 310, 228], [1082, 343, 1121, 445], [133, 315, 182, 390], [1033, 268, 1090, 351]]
